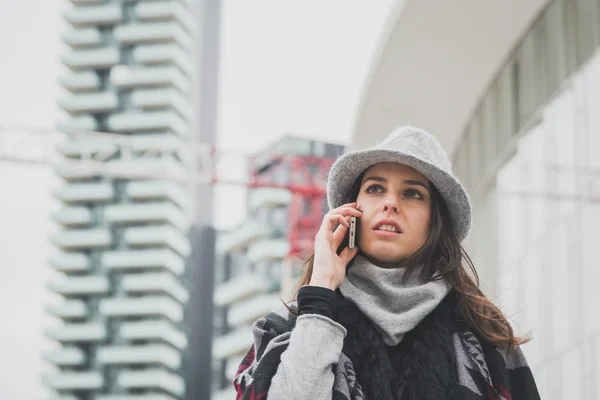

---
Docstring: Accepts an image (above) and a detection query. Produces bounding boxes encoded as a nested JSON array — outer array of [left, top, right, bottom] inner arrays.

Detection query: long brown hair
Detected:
[[286, 173, 530, 349]]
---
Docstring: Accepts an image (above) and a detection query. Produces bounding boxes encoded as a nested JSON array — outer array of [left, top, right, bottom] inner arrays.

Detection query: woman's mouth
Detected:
[[372, 225, 401, 237]]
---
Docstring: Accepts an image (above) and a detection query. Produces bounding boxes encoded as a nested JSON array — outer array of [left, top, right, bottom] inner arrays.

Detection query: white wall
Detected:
[[474, 48, 600, 400]]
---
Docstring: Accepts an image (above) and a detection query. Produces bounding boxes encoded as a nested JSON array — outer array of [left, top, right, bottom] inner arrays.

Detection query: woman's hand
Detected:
[[309, 202, 363, 290]]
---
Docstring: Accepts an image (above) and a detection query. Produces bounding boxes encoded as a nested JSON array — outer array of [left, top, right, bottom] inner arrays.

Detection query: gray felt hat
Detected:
[[326, 126, 472, 242]]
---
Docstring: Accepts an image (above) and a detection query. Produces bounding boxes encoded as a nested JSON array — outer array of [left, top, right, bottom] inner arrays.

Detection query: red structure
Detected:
[[247, 153, 336, 258]]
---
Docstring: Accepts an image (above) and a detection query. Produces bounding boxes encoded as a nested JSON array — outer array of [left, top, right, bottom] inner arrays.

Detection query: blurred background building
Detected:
[[42, 0, 220, 399], [210, 135, 343, 400], [351, 0, 600, 398]]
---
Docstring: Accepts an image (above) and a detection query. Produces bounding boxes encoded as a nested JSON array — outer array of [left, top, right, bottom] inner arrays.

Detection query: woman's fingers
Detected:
[[318, 213, 348, 237], [330, 205, 363, 217], [316, 203, 362, 253], [331, 215, 352, 248]]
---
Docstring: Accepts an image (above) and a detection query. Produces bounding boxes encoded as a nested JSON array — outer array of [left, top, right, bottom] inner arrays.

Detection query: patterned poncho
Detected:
[[233, 292, 540, 400]]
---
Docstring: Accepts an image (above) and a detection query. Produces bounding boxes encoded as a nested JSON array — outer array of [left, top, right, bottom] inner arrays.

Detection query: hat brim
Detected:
[[326, 148, 472, 242]]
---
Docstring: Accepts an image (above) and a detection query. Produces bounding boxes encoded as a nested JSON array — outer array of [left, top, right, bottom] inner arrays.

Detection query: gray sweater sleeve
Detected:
[[267, 313, 347, 399]]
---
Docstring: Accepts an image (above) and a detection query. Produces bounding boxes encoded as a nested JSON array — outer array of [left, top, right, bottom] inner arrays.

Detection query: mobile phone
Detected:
[[348, 216, 357, 249]]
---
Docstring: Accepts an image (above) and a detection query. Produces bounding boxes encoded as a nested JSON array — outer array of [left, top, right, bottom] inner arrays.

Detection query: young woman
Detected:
[[233, 126, 540, 400]]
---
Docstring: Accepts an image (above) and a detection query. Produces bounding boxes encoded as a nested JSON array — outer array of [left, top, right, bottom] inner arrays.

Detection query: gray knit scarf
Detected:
[[339, 255, 451, 346]]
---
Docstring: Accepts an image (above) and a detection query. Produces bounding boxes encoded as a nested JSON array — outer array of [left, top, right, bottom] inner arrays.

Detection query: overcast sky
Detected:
[[0, 0, 395, 397]]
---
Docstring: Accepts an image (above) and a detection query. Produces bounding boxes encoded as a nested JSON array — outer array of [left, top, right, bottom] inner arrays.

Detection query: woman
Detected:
[[233, 126, 540, 400]]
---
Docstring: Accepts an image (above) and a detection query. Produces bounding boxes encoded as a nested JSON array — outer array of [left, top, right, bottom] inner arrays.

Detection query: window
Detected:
[[480, 91, 498, 177], [545, 0, 576, 93], [575, 0, 600, 65]]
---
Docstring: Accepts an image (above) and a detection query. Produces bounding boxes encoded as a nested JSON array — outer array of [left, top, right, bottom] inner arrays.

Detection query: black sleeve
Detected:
[[297, 285, 337, 320]]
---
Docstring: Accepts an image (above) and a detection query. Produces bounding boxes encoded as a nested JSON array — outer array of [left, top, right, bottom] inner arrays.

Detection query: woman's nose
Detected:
[[383, 200, 398, 213]]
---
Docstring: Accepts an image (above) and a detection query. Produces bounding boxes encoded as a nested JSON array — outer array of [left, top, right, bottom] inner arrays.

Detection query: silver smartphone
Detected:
[[349, 216, 357, 249]]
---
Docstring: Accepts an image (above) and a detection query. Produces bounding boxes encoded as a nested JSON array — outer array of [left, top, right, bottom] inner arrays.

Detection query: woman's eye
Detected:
[[405, 189, 423, 199], [366, 184, 384, 193]]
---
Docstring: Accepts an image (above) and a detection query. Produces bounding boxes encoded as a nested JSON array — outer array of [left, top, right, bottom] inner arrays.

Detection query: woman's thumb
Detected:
[[340, 246, 358, 265]]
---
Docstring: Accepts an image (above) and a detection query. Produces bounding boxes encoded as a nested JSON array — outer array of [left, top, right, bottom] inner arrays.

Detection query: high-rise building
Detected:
[[351, 1, 600, 397], [210, 135, 343, 400], [43, 1, 219, 399]]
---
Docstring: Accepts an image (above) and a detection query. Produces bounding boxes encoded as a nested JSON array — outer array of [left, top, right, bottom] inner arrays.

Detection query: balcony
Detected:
[[134, 1, 194, 33], [130, 88, 192, 120], [57, 115, 99, 132], [247, 238, 289, 263], [48, 275, 109, 295], [107, 111, 188, 137], [50, 228, 112, 250], [115, 369, 184, 397], [53, 182, 115, 203], [64, 3, 121, 26], [214, 274, 272, 307], [49, 252, 90, 273], [104, 202, 187, 231], [125, 181, 189, 210], [121, 272, 189, 303], [123, 225, 190, 257], [127, 133, 185, 153], [132, 44, 194, 76], [99, 296, 183, 322], [62, 27, 102, 48], [59, 91, 118, 114], [213, 327, 253, 360], [59, 71, 100, 92], [54, 163, 99, 181], [118, 320, 187, 350], [110, 65, 188, 92], [57, 138, 118, 158], [217, 221, 274, 253], [98, 344, 181, 369], [115, 23, 191, 48], [57, 158, 184, 182], [248, 188, 292, 211], [102, 249, 185, 275], [46, 300, 88, 319], [43, 371, 103, 390], [42, 347, 86, 366], [45, 323, 106, 342], [62, 47, 120, 70], [227, 293, 281, 326], [52, 207, 92, 227], [99, 158, 186, 185]]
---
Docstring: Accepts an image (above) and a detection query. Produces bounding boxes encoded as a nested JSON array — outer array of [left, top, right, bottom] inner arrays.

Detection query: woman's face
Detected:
[[355, 162, 432, 266]]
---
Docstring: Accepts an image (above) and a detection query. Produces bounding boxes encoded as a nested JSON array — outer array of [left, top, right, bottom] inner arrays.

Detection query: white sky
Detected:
[[0, 0, 395, 398]]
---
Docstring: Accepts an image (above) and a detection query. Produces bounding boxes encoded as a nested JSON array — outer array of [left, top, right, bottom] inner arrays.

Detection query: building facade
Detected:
[[210, 135, 343, 400], [44, 1, 211, 399], [352, 0, 600, 398]]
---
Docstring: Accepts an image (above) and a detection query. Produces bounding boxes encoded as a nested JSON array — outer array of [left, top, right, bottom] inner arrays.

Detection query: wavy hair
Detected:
[[286, 172, 530, 349]]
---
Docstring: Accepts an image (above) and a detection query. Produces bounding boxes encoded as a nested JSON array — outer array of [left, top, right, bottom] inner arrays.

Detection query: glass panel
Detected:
[[463, 130, 473, 190], [496, 65, 516, 145], [465, 118, 478, 190], [481, 91, 497, 177], [517, 28, 544, 126], [545, 0, 572, 93], [510, 60, 521, 133], [575, 0, 600, 65], [564, 0, 580, 74]]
